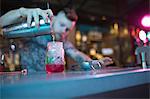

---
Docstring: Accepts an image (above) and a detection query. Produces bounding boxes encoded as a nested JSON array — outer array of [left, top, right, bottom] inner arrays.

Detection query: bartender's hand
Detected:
[[81, 57, 113, 70], [19, 7, 53, 27], [89, 57, 113, 69], [100, 57, 113, 66], [0, 7, 53, 27]]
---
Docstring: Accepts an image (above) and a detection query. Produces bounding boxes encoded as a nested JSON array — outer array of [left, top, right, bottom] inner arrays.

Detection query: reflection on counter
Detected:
[[1, 67, 150, 99]]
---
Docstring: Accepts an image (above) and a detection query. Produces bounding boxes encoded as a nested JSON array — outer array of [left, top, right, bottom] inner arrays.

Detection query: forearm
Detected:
[[66, 48, 92, 63], [64, 41, 91, 63], [65, 48, 93, 70], [64, 41, 113, 70], [0, 8, 22, 27]]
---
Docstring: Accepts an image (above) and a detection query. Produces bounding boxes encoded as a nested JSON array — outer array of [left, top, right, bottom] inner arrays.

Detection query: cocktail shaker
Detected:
[[2, 19, 52, 38]]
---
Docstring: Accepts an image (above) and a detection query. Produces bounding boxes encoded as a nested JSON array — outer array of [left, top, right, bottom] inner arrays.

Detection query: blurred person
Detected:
[[0, 7, 113, 72]]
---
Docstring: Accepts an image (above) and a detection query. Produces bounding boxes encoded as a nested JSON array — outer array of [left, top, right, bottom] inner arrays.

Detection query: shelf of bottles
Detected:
[[75, 24, 133, 67]]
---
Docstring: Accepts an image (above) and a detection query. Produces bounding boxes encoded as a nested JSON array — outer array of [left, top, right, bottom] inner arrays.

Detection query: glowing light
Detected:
[[136, 28, 140, 33], [75, 31, 81, 41], [110, 27, 115, 34], [10, 44, 16, 51], [123, 28, 128, 35], [90, 48, 96, 56], [141, 14, 150, 27], [101, 48, 114, 55], [139, 30, 146, 41], [76, 41, 81, 46], [114, 23, 118, 30], [82, 35, 87, 42], [95, 53, 103, 59], [90, 16, 95, 21], [101, 16, 106, 21], [147, 31, 150, 40], [131, 30, 135, 36]]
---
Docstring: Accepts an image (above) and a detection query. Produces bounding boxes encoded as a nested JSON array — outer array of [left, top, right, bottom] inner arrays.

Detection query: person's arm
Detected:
[[64, 41, 93, 70], [64, 41, 92, 62], [64, 41, 113, 70], [0, 8, 22, 27], [0, 7, 53, 27]]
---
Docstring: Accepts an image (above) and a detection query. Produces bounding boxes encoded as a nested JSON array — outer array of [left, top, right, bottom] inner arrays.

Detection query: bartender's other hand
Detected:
[[89, 57, 113, 69], [19, 7, 53, 27], [99, 57, 113, 66], [82, 57, 113, 70]]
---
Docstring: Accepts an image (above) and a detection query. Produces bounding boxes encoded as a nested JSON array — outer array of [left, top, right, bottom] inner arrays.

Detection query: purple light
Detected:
[[141, 14, 150, 27]]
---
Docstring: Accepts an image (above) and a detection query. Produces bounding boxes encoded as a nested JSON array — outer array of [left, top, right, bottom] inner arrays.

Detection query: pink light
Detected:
[[139, 30, 146, 41], [141, 14, 150, 27]]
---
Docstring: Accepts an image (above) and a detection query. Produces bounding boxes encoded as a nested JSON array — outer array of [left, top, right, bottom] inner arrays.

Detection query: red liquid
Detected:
[[0, 66, 4, 72], [45, 64, 64, 73]]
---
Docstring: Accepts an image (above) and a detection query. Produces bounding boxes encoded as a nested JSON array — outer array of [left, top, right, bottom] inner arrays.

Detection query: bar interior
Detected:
[[0, 0, 150, 98]]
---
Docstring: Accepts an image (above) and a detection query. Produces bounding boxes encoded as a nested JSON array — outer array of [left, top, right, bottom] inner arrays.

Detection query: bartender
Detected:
[[0, 7, 113, 72]]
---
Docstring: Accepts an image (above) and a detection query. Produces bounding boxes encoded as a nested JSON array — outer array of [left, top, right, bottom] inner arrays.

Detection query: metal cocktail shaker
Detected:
[[2, 19, 52, 38]]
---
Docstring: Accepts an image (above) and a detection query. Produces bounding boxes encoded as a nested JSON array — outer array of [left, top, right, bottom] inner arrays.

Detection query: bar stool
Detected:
[[135, 46, 150, 69]]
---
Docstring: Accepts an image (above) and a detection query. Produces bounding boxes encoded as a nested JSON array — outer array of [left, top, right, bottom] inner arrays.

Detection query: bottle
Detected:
[[141, 52, 147, 69], [45, 42, 65, 73], [0, 55, 5, 72], [2, 19, 52, 38]]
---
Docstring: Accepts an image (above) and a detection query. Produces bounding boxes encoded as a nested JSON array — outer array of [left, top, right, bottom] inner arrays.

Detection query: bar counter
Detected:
[[1, 67, 150, 99]]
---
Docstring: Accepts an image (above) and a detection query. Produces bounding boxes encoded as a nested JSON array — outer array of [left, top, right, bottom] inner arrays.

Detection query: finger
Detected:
[[101, 57, 113, 65], [44, 9, 53, 30], [45, 9, 53, 19], [27, 12, 32, 27], [39, 11, 48, 23], [91, 60, 99, 64], [103, 57, 112, 61], [97, 62, 102, 68], [36, 8, 48, 23], [91, 65, 96, 70], [32, 11, 39, 28]]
